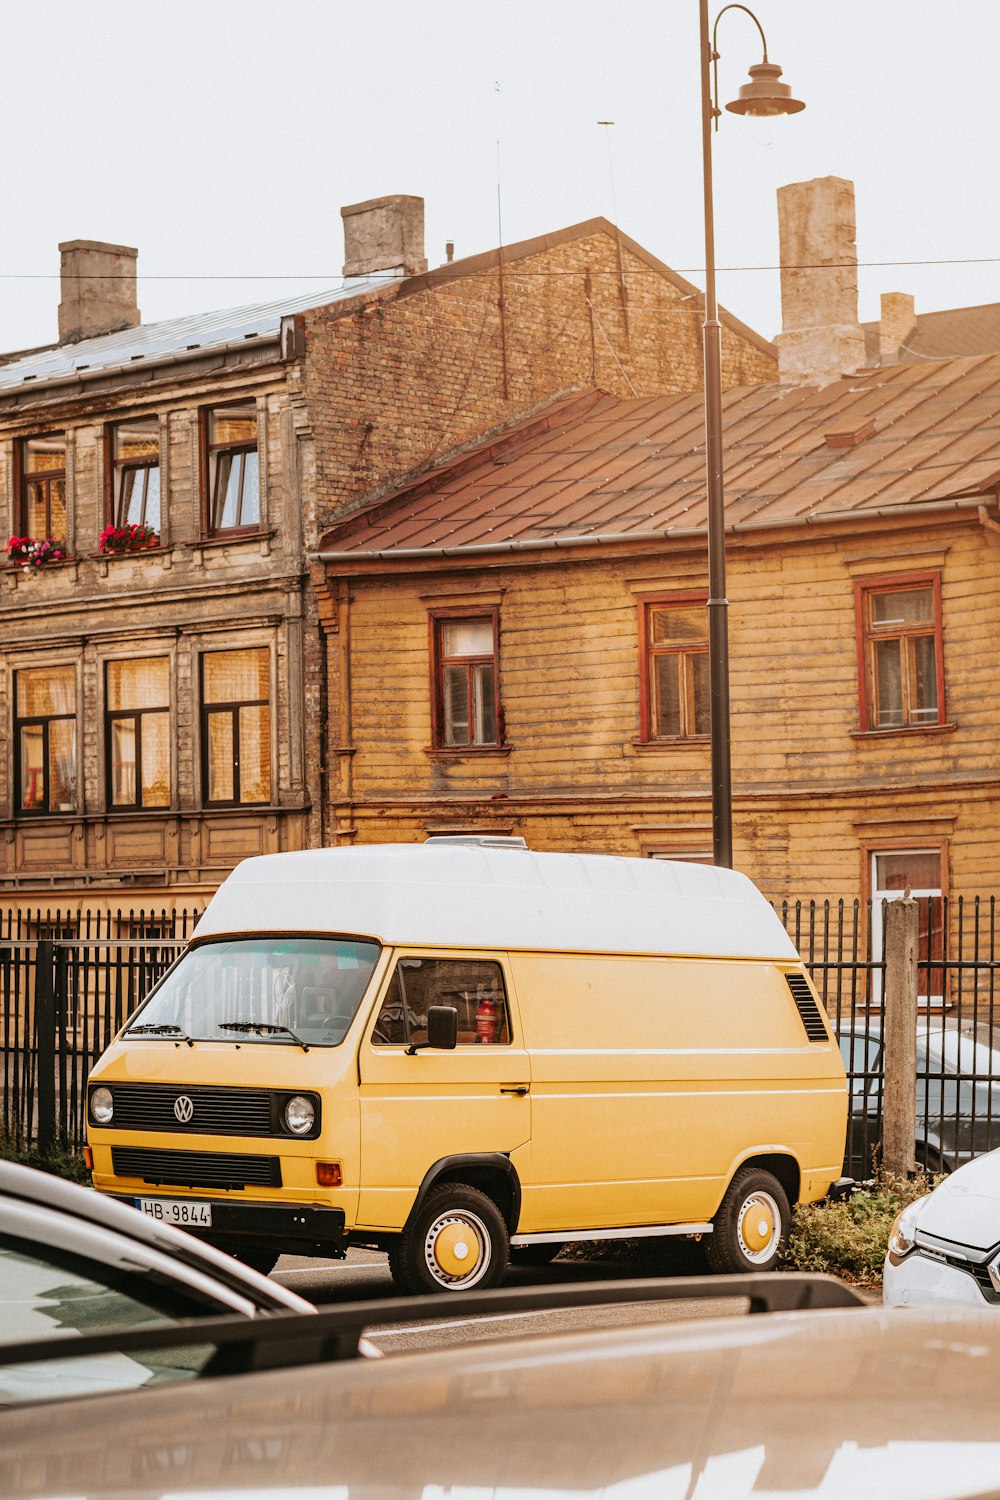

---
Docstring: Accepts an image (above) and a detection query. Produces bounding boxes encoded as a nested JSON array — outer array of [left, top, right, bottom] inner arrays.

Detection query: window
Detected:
[[870, 848, 944, 1005], [372, 956, 511, 1046], [432, 613, 500, 748], [110, 418, 160, 531], [857, 577, 944, 730], [19, 434, 67, 542], [205, 403, 259, 532], [640, 597, 709, 741], [15, 667, 76, 814], [0, 1236, 216, 1406], [106, 658, 170, 809], [127, 936, 380, 1047], [201, 648, 271, 805]]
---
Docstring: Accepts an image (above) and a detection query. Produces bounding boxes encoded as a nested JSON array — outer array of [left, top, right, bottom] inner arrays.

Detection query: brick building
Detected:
[[0, 197, 774, 913]]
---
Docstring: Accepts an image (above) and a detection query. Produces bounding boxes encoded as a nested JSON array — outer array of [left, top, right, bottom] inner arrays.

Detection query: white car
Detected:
[[884, 1149, 1000, 1307]]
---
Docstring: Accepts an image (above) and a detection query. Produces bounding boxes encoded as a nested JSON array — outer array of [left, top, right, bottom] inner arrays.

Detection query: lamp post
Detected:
[[699, 2, 803, 868]]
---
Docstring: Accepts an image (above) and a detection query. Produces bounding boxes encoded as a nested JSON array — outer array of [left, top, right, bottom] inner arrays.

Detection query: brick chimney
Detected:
[[879, 291, 916, 365], [775, 177, 865, 385], [58, 239, 140, 345], [341, 195, 428, 278]]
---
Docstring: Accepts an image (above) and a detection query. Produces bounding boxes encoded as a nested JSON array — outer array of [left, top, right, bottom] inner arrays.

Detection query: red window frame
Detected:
[[638, 591, 710, 743], [429, 608, 502, 750], [855, 573, 946, 732]]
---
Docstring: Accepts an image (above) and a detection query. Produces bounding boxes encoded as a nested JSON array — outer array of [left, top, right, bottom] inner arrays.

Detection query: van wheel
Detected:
[[387, 1237, 418, 1294], [510, 1243, 563, 1267], [397, 1185, 509, 1293], [230, 1247, 279, 1276], [705, 1168, 789, 1274]]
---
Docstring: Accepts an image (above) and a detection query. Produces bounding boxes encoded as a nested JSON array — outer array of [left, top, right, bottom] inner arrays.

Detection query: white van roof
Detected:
[[194, 845, 799, 962]]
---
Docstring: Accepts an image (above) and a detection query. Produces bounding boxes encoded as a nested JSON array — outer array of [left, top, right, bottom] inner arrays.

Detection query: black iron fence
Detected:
[[779, 896, 1000, 1177], [2, 898, 999, 1178], [1, 909, 200, 1154]]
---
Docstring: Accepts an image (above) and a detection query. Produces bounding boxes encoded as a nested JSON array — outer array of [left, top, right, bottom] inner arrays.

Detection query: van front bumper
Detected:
[[108, 1194, 348, 1257]]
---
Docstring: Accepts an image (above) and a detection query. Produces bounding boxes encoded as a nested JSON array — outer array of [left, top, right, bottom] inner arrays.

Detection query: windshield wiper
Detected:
[[125, 1023, 193, 1047], [218, 1021, 310, 1051]]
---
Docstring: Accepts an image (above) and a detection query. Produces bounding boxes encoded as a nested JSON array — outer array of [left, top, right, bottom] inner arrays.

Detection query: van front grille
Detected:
[[100, 1084, 273, 1136], [112, 1147, 281, 1189], [785, 973, 829, 1042]]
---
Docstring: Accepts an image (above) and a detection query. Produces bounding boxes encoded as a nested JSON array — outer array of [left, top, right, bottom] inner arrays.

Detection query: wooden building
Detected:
[[315, 354, 1000, 912], [0, 201, 774, 915]]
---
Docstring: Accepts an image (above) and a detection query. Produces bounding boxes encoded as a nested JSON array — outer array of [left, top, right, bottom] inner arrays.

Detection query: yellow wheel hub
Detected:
[[432, 1219, 481, 1278], [739, 1197, 775, 1254]]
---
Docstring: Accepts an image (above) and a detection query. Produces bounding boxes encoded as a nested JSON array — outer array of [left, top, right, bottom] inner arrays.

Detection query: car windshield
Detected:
[[918, 1023, 1000, 1080], [126, 936, 381, 1046]]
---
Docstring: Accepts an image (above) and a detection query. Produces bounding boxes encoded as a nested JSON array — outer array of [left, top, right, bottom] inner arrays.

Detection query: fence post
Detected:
[[883, 897, 919, 1177], [35, 940, 56, 1153]]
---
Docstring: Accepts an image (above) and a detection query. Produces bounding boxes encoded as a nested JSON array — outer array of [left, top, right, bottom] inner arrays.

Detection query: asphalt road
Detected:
[[271, 1248, 757, 1352]]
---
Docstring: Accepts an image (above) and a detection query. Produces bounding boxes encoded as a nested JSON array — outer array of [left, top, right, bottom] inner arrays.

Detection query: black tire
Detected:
[[643, 1235, 708, 1276], [917, 1146, 950, 1178], [510, 1242, 563, 1267], [387, 1235, 418, 1294], [705, 1168, 790, 1275], [394, 1184, 509, 1293], [230, 1247, 279, 1276]]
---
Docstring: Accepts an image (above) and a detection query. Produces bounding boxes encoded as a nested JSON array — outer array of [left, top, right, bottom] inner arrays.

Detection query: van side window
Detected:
[[373, 958, 511, 1047]]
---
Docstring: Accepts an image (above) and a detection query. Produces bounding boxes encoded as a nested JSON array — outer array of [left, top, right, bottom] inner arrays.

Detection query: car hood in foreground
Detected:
[[916, 1151, 1000, 1252], [4, 1306, 1000, 1500]]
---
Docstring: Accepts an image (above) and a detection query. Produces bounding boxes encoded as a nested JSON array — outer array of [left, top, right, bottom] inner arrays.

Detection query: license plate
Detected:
[[136, 1197, 212, 1228]]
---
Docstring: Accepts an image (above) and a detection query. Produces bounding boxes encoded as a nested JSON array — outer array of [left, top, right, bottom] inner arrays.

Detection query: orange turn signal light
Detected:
[[316, 1161, 343, 1188], [83, 1145, 94, 1171]]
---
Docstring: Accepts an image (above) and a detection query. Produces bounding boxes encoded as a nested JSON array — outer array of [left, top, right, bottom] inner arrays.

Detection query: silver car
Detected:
[[4, 1268, 1000, 1500], [0, 1159, 314, 1405]]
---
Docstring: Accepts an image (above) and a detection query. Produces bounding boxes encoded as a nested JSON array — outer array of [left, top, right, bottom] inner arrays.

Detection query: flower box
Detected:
[[5, 536, 67, 570], [99, 523, 158, 555]]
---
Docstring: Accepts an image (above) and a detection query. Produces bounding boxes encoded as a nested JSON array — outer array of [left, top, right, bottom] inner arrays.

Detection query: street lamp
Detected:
[[699, 2, 803, 868]]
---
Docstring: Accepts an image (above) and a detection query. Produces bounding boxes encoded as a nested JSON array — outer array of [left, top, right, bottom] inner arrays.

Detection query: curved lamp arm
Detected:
[[711, 3, 771, 130]]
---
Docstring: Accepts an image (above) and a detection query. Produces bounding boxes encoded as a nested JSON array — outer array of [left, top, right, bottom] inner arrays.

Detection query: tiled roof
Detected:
[[319, 354, 1000, 559], [0, 275, 400, 393], [863, 302, 1000, 365]]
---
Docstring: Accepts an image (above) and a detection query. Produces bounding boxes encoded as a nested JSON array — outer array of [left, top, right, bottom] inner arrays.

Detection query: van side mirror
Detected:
[[406, 1006, 458, 1056]]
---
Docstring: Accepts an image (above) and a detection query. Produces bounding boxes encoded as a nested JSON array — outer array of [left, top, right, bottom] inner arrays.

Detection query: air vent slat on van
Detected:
[[785, 974, 829, 1042]]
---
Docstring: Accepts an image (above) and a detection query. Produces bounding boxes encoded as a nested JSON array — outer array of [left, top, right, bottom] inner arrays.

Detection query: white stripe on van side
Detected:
[[510, 1222, 714, 1246]]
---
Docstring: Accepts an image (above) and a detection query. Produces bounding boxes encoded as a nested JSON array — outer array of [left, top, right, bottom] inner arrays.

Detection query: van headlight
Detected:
[[887, 1198, 926, 1264], [90, 1087, 114, 1126], [283, 1095, 316, 1136]]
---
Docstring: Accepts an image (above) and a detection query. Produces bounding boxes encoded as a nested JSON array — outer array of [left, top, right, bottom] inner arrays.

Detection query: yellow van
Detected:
[[86, 840, 848, 1292]]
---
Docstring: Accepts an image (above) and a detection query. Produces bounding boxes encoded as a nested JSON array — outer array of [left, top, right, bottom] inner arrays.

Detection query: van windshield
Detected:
[[126, 936, 381, 1047]]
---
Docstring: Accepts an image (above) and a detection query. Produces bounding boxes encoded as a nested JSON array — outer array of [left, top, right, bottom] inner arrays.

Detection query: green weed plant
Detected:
[[782, 1171, 936, 1285]]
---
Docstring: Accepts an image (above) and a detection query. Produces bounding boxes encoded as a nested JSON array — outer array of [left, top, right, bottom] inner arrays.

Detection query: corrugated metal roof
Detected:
[[319, 354, 1000, 559], [0, 273, 400, 393]]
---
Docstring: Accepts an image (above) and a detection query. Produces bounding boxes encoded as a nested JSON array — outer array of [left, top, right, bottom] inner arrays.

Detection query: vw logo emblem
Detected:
[[173, 1095, 194, 1124]]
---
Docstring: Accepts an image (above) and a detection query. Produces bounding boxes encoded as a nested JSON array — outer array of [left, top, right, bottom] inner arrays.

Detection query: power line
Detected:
[[0, 254, 999, 281]]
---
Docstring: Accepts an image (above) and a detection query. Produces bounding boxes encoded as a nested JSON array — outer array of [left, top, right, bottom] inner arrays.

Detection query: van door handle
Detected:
[[500, 1084, 529, 1095]]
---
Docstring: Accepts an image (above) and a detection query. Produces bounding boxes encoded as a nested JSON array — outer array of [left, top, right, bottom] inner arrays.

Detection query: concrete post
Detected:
[[882, 897, 919, 1178]]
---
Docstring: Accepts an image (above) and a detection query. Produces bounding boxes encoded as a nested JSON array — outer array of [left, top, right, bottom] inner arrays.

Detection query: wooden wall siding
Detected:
[[328, 513, 1000, 895]]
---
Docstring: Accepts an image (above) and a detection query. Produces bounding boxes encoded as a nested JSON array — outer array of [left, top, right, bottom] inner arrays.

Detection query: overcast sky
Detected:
[[1, 2, 995, 353]]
